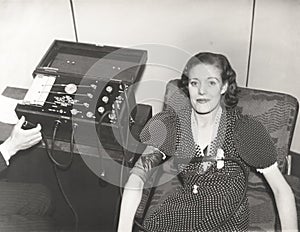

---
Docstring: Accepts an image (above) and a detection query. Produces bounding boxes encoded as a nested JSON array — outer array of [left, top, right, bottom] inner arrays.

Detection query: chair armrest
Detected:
[[289, 150, 300, 176], [287, 152, 292, 175]]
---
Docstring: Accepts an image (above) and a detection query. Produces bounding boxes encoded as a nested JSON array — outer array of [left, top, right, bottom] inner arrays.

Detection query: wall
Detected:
[[0, 0, 251, 108], [73, 0, 251, 112], [249, 0, 300, 152], [0, 0, 74, 94], [0, 0, 299, 152]]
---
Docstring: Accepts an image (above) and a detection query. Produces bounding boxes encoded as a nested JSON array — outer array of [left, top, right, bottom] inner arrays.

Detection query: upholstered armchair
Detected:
[[134, 79, 299, 231]]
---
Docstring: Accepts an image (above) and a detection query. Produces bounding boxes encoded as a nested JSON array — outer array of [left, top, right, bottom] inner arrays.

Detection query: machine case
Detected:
[[15, 40, 148, 152]]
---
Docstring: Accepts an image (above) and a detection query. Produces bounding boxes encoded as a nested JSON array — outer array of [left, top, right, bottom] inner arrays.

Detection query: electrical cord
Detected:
[[46, 120, 75, 170], [96, 108, 127, 232], [98, 110, 111, 127], [51, 163, 79, 232], [113, 100, 130, 197], [112, 91, 144, 232], [22, 119, 75, 169], [41, 120, 79, 232], [96, 105, 129, 182], [121, 93, 162, 232], [96, 110, 112, 180], [134, 156, 248, 232]]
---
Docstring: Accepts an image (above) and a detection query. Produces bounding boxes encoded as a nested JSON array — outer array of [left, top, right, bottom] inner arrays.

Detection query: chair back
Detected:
[[135, 78, 299, 221], [163, 79, 299, 172]]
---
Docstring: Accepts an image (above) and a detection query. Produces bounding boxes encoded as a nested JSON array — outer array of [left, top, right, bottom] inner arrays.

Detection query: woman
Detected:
[[117, 52, 297, 231]]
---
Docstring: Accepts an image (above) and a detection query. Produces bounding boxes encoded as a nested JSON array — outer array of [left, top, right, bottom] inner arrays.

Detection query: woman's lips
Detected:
[[196, 99, 209, 104]]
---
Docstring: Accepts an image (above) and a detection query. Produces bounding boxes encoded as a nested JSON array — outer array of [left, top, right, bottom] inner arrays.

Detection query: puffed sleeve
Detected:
[[130, 110, 177, 183], [233, 115, 277, 170]]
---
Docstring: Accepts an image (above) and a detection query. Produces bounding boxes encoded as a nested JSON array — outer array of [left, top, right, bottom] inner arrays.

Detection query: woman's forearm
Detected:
[[264, 167, 298, 231], [117, 174, 144, 232], [274, 185, 298, 231]]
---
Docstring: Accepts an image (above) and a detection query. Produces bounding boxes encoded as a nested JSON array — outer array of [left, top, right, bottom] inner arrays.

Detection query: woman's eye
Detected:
[[208, 81, 217, 86], [190, 81, 198, 86]]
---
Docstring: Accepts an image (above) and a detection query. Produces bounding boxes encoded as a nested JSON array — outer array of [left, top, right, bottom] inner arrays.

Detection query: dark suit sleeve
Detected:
[[0, 150, 8, 172]]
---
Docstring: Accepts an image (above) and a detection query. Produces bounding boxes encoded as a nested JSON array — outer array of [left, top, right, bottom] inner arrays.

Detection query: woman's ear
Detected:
[[221, 82, 228, 95]]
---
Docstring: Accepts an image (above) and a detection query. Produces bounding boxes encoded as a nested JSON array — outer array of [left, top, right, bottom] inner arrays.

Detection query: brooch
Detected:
[[192, 184, 199, 194], [216, 148, 225, 169]]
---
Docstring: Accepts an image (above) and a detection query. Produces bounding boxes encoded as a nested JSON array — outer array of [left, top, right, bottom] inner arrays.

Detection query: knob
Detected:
[[97, 106, 105, 114], [108, 112, 116, 120], [86, 112, 94, 118], [65, 83, 77, 94], [106, 86, 113, 93], [102, 96, 109, 104], [71, 109, 81, 115]]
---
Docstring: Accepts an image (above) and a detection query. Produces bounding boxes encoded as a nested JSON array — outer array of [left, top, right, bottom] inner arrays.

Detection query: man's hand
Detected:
[[2, 116, 42, 158]]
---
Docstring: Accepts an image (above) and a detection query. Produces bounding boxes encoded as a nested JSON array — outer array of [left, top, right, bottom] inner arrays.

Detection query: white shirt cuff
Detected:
[[257, 162, 278, 174], [0, 143, 11, 166]]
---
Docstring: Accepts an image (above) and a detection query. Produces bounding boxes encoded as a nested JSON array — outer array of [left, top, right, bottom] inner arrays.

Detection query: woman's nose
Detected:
[[198, 84, 206, 95]]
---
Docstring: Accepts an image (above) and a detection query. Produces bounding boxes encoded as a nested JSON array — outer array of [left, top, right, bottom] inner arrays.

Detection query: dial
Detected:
[[65, 83, 77, 94]]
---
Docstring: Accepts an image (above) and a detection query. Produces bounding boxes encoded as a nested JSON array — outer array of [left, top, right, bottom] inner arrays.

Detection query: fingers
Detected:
[[17, 132, 42, 150], [19, 138, 42, 151], [28, 131, 42, 141], [28, 136, 42, 146], [22, 123, 42, 136], [15, 116, 25, 128], [8, 118, 43, 152], [36, 123, 42, 130], [22, 131, 42, 146]]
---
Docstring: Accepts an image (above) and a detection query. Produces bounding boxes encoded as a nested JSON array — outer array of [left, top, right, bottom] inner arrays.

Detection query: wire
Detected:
[[134, 157, 248, 232], [46, 120, 75, 170], [96, 109, 127, 231], [116, 92, 154, 232], [53, 164, 79, 232], [98, 111, 111, 126], [96, 110, 112, 178], [41, 122, 79, 232], [114, 91, 134, 195]]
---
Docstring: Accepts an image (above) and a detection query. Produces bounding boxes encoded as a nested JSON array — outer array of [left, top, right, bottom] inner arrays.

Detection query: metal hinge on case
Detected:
[[40, 67, 59, 73]]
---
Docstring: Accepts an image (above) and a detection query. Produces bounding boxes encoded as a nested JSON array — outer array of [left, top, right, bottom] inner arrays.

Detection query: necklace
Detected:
[[191, 107, 222, 155]]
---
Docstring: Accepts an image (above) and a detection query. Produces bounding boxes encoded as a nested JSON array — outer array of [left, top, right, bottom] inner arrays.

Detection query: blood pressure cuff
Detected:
[[234, 115, 277, 169], [130, 147, 164, 183], [130, 111, 177, 183]]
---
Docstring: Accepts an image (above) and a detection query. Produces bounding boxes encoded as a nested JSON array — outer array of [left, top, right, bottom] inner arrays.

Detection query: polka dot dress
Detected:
[[135, 106, 277, 232]]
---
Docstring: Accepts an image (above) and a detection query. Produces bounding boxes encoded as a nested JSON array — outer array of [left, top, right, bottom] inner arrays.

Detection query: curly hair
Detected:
[[179, 52, 239, 108]]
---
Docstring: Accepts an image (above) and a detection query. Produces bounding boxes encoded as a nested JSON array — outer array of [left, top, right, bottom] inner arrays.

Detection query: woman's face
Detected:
[[188, 63, 228, 114]]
